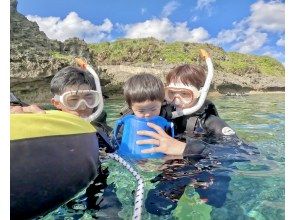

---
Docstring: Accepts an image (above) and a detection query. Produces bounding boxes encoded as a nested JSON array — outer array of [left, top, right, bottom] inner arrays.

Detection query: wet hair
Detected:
[[166, 64, 206, 89], [50, 66, 96, 95], [123, 73, 165, 107]]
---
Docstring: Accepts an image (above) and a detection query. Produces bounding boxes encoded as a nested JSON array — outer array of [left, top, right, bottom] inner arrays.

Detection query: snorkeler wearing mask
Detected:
[[51, 59, 104, 122], [163, 50, 237, 145], [122, 50, 253, 216], [121, 50, 238, 157], [53, 88, 100, 118], [50, 63, 122, 218]]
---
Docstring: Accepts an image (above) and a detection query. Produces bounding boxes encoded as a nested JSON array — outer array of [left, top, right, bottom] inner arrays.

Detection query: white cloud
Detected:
[[276, 36, 285, 47], [196, 0, 216, 16], [211, 22, 268, 53], [196, 0, 216, 10], [191, 16, 198, 22], [26, 12, 113, 43], [248, 0, 285, 32], [161, 1, 180, 18], [124, 18, 209, 43], [141, 8, 146, 15], [232, 32, 267, 53], [211, 22, 244, 44], [262, 50, 284, 60], [210, 0, 284, 54]]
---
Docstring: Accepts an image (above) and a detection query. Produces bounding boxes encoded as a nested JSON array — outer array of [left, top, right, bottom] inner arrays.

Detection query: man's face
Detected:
[[131, 100, 162, 118], [52, 84, 95, 118]]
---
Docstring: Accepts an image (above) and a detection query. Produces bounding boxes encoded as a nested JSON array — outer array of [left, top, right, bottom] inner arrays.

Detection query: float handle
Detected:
[[113, 119, 123, 148]]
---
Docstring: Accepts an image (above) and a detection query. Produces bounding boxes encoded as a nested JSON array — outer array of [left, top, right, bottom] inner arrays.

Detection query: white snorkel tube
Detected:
[[171, 49, 214, 119], [75, 58, 104, 122]]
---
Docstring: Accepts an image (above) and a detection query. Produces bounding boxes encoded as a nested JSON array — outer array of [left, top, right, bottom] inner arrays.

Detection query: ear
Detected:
[[51, 98, 62, 110]]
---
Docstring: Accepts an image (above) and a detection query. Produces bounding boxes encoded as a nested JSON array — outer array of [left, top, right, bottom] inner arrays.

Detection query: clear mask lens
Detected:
[[56, 90, 100, 110], [165, 87, 194, 105]]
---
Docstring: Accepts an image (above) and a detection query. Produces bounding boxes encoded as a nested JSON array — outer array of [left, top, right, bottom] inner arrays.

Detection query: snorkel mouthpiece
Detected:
[[75, 58, 104, 122], [171, 49, 214, 119]]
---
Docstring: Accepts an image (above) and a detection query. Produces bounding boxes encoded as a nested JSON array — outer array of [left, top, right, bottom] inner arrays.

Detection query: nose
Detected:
[[174, 97, 181, 106], [77, 101, 87, 110], [144, 112, 151, 118]]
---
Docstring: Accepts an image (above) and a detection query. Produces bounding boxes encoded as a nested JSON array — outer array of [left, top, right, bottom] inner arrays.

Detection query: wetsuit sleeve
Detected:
[[183, 139, 207, 157], [204, 115, 237, 138], [91, 110, 113, 134]]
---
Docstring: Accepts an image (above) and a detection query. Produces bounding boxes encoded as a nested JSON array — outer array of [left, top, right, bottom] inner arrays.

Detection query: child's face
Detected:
[[52, 84, 95, 118], [131, 100, 162, 118]]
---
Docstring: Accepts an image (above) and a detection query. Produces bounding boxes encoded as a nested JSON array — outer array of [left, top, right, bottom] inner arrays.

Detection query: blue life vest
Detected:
[[113, 115, 174, 159]]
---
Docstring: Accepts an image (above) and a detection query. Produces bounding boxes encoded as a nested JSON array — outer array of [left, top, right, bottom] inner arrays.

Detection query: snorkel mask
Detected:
[[54, 90, 100, 111], [166, 49, 214, 119], [165, 83, 200, 109], [73, 58, 104, 122]]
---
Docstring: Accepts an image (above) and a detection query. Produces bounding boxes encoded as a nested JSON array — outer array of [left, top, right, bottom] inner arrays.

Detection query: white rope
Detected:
[[106, 153, 144, 220]]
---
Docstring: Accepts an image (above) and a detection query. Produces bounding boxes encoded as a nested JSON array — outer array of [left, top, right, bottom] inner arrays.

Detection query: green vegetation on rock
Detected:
[[89, 38, 284, 76], [50, 51, 74, 62], [218, 52, 284, 76], [89, 38, 226, 65]]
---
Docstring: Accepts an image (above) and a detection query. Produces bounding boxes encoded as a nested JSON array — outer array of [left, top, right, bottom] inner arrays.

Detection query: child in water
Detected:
[[114, 72, 174, 158], [123, 72, 165, 118]]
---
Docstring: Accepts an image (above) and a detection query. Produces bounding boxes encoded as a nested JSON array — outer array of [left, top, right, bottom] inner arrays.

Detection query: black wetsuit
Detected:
[[120, 99, 238, 156], [10, 93, 122, 219], [62, 110, 123, 219], [44, 107, 122, 219], [160, 100, 239, 155], [121, 100, 259, 216]]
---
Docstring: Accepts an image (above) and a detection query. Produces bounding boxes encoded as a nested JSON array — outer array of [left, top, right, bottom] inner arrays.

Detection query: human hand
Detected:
[[10, 104, 46, 114], [136, 122, 186, 156]]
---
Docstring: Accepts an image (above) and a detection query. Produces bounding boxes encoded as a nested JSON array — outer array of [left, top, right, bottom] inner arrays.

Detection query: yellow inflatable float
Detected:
[[10, 110, 100, 219]]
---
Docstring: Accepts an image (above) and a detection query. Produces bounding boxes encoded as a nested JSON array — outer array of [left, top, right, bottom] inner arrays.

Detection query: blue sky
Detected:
[[17, 0, 285, 63]]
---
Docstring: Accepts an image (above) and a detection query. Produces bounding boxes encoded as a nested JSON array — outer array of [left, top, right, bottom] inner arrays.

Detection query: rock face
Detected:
[[10, 0, 95, 102], [98, 64, 285, 95], [10, 0, 285, 103]]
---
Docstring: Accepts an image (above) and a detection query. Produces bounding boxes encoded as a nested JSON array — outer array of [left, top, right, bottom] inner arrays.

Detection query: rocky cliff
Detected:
[[10, 0, 96, 102], [10, 0, 285, 103]]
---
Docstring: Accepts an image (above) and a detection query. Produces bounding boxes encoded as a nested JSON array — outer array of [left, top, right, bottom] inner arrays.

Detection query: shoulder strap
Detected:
[[204, 99, 219, 117], [160, 101, 173, 120], [185, 116, 198, 135], [96, 130, 116, 153]]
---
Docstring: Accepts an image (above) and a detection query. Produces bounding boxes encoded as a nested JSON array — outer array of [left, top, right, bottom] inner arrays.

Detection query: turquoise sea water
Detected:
[[43, 93, 285, 220]]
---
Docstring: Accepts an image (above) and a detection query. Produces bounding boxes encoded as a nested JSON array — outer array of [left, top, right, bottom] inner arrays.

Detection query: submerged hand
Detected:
[[136, 122, 186, 156]]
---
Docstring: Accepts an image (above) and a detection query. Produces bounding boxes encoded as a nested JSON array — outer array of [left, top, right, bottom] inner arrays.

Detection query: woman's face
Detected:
[[165, 79, 200, 109]]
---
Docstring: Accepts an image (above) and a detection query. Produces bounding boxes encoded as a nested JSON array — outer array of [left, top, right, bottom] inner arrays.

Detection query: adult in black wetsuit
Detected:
[[132, 64, 238, 157], [133, 64, 259, 216], [10, 65, 122, 219], [44, 66, 122, 219]]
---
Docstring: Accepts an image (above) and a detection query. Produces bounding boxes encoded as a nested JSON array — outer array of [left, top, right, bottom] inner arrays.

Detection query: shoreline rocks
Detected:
[[10, 0, 284, 103]]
